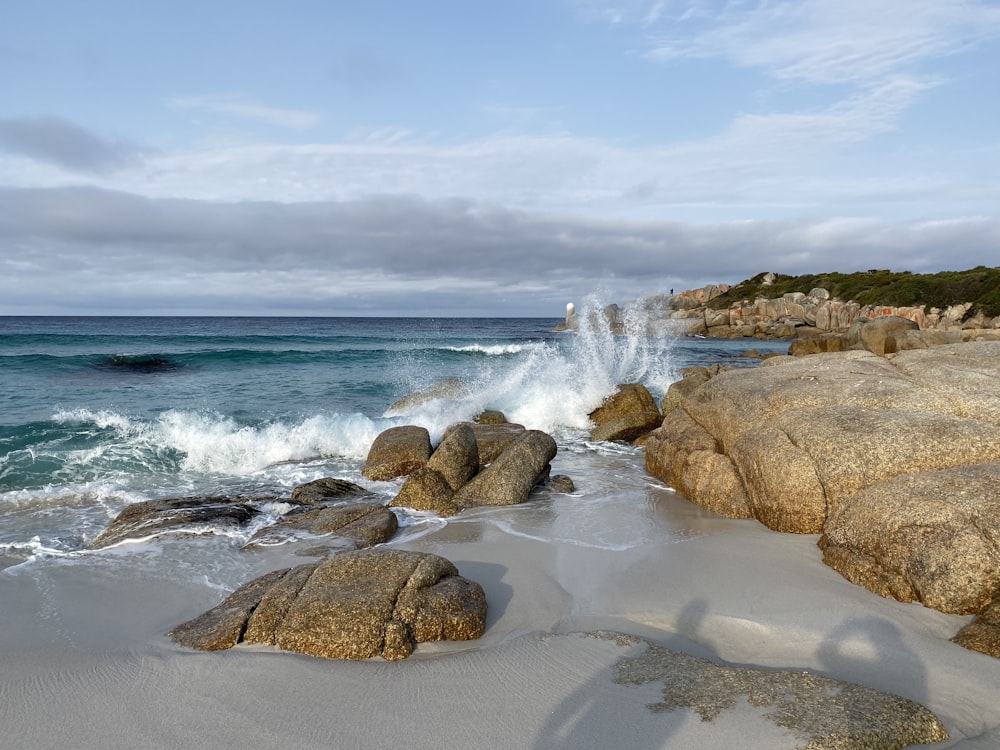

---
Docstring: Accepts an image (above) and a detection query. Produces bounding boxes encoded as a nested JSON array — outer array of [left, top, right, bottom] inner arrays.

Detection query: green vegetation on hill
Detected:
[[708, 266, 1000, 319]]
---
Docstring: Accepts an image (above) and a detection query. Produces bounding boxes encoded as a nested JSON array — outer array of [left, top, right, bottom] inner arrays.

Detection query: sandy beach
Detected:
[[3, 448, 999, 750]]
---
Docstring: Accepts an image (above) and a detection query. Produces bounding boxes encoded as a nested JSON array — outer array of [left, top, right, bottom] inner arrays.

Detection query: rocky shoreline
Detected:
[[559, 273, 1000, 344]]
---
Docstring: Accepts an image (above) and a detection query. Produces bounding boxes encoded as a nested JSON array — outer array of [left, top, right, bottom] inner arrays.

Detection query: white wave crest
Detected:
[[443, 343, 540, 356]]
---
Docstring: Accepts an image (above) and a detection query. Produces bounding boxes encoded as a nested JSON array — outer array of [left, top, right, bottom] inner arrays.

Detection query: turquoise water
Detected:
[[0, 312, 787, 566]]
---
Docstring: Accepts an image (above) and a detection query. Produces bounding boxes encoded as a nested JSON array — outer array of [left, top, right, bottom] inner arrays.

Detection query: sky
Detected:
[[1, 0, 999, 317]]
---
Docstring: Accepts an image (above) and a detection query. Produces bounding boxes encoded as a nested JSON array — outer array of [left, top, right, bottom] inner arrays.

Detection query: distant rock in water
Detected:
[[96, 354, 181, 373]]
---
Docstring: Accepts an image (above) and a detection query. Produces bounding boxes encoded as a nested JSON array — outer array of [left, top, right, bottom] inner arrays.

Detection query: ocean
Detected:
[[0, 311, 788, 584]]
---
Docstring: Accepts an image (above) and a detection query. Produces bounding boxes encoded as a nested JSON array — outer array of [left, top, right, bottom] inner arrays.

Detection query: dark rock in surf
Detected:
[[362, 425, 432, 481], [290, 477, 371, 504], [88, 496, 266, 550], [474, 409, 508, 425], [168, 548, 487, 661], [242, 502, 398, 551]]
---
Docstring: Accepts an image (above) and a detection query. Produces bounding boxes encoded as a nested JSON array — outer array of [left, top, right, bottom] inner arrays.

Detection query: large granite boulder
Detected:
[[362, 425, 432, 481], [588, 383, 663, 443], [426, 423, 479, 491], [819, 464, 1000, 614], [455, 430, 557, 507], [168, 549, 487, 660], [88, 496, 266, 549], [389, 466, 462, 517], [857, 315, 919, 356], [243, 502, 398, 550], [646, 342, 1000, 627]]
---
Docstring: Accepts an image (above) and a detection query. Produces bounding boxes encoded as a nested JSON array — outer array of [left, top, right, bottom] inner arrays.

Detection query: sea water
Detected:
[[0, 307, 788, 583]]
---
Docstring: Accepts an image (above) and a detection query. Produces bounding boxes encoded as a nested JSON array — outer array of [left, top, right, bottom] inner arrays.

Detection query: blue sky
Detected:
[[2, 0, 999, 316]]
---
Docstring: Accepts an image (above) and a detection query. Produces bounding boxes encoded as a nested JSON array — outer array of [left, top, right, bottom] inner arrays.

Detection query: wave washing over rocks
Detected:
[[4, 309, 1000, 749]]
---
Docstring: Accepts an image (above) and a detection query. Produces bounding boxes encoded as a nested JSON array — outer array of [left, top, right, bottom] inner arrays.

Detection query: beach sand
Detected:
[[3, 473, 999, 749]]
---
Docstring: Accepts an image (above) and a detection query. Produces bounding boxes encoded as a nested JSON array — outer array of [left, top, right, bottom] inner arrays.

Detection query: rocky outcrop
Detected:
[[243, 502, 398, 551], [588, 383, 663, 443], [380, 423, 560, 516], [645, 342, 1000, 653], [362, 425, 433, 481], [168, 549, 487, 660], [88, 496, 266, 549]]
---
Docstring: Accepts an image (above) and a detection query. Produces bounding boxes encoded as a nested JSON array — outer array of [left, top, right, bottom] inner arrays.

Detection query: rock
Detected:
[[88, 496, 264, 549], [474, 409, 507, 424], [455, 430, 557, 507], [243, 503, 398, 550], [819, 464, 1000, 614], [859, 315, 920, 355], [588, 383, 663, 443], [448, 421, 526, 464], [548, 474, 575, 493], [389, 466, 462, 517], [611, 635, 948, 749], [168, 549, 487, 661], [384, 378, 469, 415], [426, 423, 479, 491], [362, 425, 432, 481], [953, 594, 1000, 658], [646, 342, 1000, 624], [290, 477, 370, 504]]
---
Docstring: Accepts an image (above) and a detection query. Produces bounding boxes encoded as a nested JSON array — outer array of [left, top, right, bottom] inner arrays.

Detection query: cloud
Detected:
[[0, 116, 143, 174], [169, 95, 321, 130], [2, 185, 998, 316], [642, 0, 1000, 84]]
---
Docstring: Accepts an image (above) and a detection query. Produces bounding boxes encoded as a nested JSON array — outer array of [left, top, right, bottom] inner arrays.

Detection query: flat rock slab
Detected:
[[242, 502, 398, 551], [607, 633, 948, 749], [168, 549, 487, 660], [88, 496, 267, 549]]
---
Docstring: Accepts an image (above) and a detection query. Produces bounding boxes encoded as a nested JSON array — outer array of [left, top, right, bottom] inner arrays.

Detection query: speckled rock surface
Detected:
[[361, 425, 432, 481], [168, 549, 487, 660], [605, 633, 948, 749]]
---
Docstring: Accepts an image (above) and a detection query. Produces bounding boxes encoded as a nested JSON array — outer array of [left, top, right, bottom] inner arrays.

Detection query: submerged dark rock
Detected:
[[242, 502, 398, 551], [88, 496, 266, 549]]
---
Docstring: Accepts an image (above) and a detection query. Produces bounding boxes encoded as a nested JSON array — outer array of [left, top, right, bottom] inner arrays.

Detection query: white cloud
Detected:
[[169, 95, 321, 130], [643, 0, 1000, 84]]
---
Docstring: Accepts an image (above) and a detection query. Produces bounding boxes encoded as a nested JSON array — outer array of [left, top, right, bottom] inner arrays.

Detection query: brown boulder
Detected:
[[455, 430, 557, 507], [448, 421, 526, 463], [953, 594, 1000, 658], [819, 464, 1000, 614], [588, 383, 662, 443], [168, 549, 487, 660], [243, 502, 398, 550], [361, 425, 432, 481], [389, 466, 462, 517], [858, 315, 919, 355], [426, 423, 479, 491]]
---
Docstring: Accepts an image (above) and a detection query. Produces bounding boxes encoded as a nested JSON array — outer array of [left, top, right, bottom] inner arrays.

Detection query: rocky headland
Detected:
[[559, 268, 1000, 347]]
